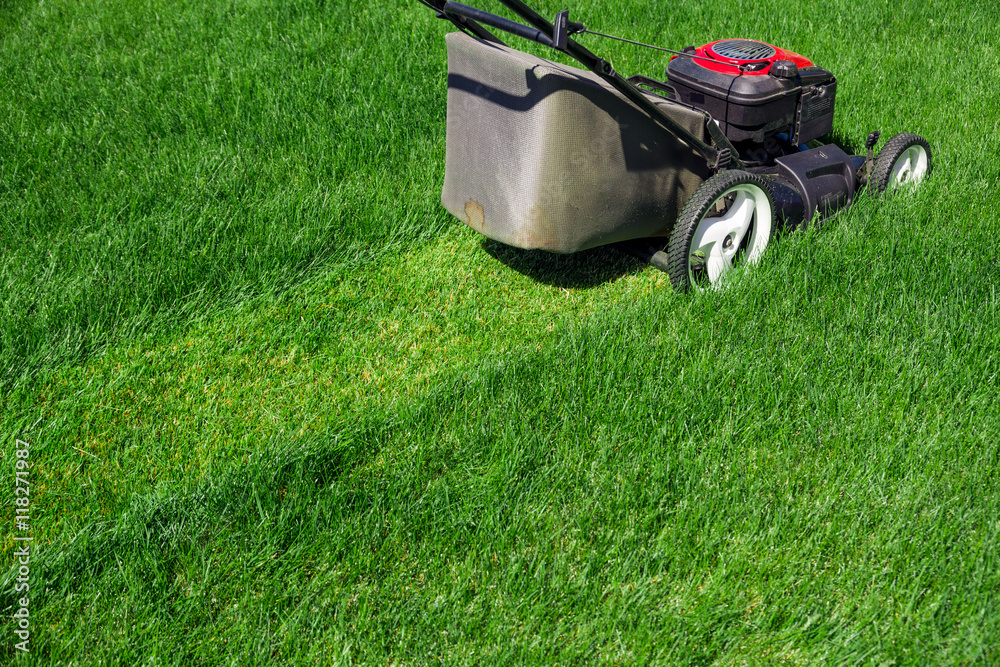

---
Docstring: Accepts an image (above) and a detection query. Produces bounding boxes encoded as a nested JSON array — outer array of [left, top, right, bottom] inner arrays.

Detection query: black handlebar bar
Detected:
[[443, 1, 555, 47]]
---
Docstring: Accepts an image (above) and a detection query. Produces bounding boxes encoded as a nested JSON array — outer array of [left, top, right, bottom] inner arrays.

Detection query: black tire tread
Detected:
[[666, 170, 774, 293], [871, 132, 932, 194]]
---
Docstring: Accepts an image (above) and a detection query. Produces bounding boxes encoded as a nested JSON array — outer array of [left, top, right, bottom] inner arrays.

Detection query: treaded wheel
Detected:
[[667, 170, 776, 293], [871, 133, 932, 193]]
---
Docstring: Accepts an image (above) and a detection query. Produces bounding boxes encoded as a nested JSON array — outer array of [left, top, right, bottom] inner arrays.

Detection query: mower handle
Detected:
[[442, 2, 556, 48]]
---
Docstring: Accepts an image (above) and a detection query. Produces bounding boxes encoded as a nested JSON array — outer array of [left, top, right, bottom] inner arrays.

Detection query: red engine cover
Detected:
[[687, 39, 813, 76]]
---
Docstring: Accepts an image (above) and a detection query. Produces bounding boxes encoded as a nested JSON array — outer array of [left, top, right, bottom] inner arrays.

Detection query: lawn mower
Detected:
[[418, 0, 932, 291]]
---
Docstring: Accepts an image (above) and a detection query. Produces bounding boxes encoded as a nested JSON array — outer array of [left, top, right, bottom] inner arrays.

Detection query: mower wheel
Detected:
[[871, 133, 932, 193], [667, 170, 776, 292]]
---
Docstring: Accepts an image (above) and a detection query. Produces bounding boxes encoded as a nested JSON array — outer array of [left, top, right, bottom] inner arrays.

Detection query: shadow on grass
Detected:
[[825, 131, 865, 156], [481, 238, 649, 289]]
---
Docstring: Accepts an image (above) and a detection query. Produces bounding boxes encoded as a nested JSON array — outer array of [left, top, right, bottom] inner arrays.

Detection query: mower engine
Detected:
[[666, 39, 836, 148], [663, 38, 858, 224]]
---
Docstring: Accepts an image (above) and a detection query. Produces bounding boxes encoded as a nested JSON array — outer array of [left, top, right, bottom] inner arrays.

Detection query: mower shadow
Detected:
[[481, 239, 648, 289], [826, 131, 864, 157]]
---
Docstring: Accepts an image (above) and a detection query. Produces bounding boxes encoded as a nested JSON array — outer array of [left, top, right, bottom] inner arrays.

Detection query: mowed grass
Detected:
[[2, 0, 999, 664], [15, 227, 656, 543]]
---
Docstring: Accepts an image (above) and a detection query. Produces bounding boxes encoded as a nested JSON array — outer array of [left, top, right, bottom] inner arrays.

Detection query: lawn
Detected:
[[2, 0, 998, 663]]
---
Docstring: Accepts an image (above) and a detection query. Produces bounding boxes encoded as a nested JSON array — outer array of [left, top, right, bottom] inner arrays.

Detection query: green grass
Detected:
[[3, 0, 1000, 664]]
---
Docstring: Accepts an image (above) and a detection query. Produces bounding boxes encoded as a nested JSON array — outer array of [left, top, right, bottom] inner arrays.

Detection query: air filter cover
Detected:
[[709, 39, 776, 62]]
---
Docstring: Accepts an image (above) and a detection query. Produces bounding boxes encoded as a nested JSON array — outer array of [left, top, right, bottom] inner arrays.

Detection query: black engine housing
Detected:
[[666, 52, 837, 146]]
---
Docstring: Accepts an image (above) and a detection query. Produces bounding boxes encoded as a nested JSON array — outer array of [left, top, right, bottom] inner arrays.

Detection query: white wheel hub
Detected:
[[689, 184, 774, 289], [888, 144, 930, 188]]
